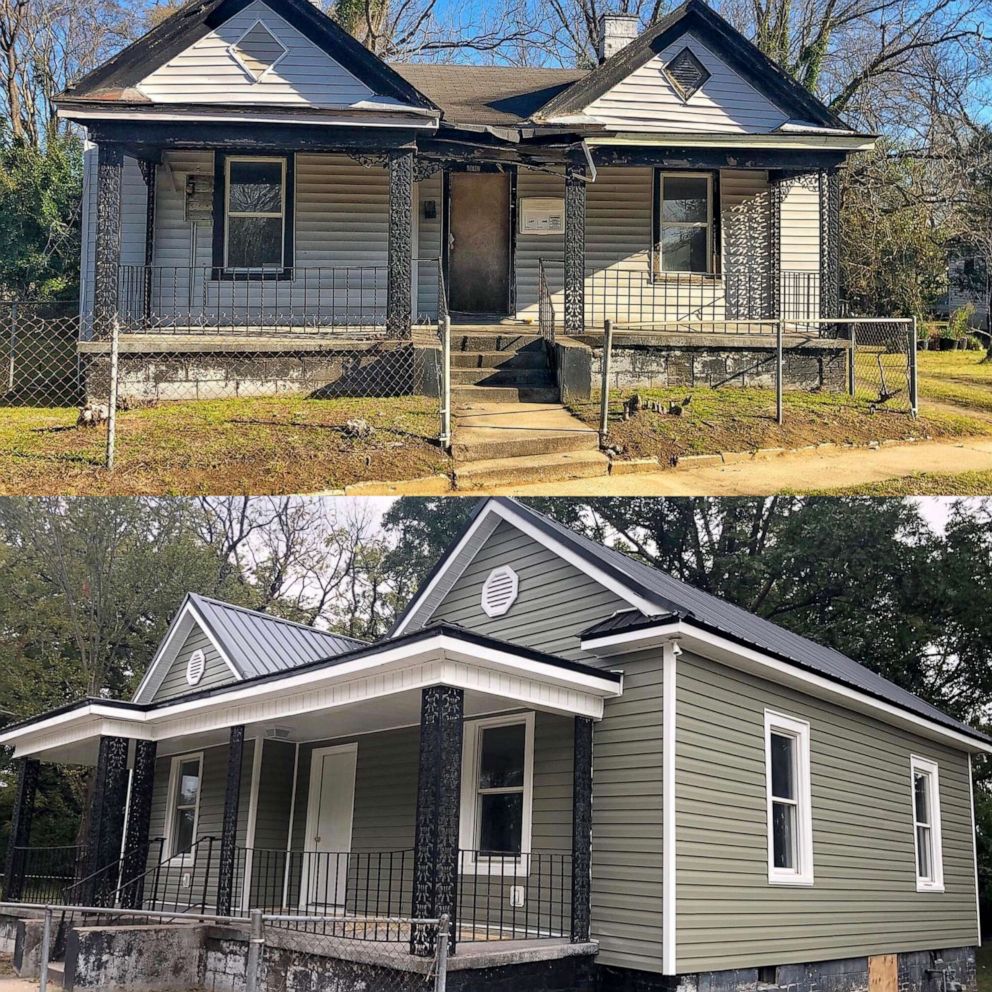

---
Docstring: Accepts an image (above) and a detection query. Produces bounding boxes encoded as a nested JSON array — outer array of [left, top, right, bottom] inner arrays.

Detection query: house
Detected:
[[0, 498, 986, 992], [60, 0, 875, 405], [947, 248, 990, 332]]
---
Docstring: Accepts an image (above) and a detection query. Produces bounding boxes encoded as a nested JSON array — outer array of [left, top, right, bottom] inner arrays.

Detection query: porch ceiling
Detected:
[[0, 624, 623, 766]]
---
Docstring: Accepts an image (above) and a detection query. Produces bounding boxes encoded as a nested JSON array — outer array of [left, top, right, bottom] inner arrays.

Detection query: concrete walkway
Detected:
[[485, 436, 992, 495], [0, 978, 36, 991]]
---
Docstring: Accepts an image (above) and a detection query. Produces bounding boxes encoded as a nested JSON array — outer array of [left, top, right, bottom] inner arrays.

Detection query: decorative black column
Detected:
[[564, 164, 587, 335], [1, 758, 40, 901], [411, 685, 463, 956], [138, 160, 157, 322], [818, 167, 841, 319], [571, 717, 593, 943], [94, 142, 124, 337], [83, 735, 130, 906], [119, 739, 157, 909], [216, 725, 245, 917], [767, 171, 785, 319], [387, 150, 414, 339]]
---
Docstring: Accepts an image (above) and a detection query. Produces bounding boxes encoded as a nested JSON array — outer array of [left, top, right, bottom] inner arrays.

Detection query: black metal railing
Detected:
[[538, 258, 556, 344], [107, 835, 218, 914], [5, 845, 86, 903]]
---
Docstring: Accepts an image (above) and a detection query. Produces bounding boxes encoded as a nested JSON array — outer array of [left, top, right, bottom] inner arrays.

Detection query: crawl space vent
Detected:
[[481, 566, 519, 618], [229, 22, 287, 82], [663, 47, 710, 102], [186, 649, 206, 686]]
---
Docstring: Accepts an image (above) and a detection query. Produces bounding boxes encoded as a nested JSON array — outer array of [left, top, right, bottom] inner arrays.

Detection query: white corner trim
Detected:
[[662, 640, 678, 975], [281, 741, 301, 910], [241, 737, 265, 912], [969, 754, 982, 947], [910, 754, 945, 893], [764, 709, 814, 887]]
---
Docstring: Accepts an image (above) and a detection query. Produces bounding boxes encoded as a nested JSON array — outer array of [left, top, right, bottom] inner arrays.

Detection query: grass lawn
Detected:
[[917, 350, 992, 415], [0, 396, 449, 496], [800, 469, 992, 495]]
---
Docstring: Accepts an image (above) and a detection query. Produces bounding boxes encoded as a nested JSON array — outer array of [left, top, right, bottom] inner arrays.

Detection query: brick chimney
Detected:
[[597, 13, 640, 62]]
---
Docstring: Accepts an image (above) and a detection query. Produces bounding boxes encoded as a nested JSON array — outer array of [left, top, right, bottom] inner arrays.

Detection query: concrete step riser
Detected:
[[450, 352, 548, 370], [454, 451, 609, 489], [452, 336, 544, 352], [450, 369, 554, 387], [452, 431, 600, 462], [452, 386, 559, 404]]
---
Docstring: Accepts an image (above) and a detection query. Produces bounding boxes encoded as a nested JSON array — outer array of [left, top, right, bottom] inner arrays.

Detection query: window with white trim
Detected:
[[459, 713, 534, 874], [656, 172, 715, 274], [911, 755, 944, 891], [166, 753, 203, 860], [224, 156, 287, 270], [764, 710, 813, 885]]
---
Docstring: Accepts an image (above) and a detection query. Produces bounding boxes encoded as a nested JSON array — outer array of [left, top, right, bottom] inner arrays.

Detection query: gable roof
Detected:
[[392, 498, 989, 748], [132, 592, 366, 703], [64, 0, 436, 110], [534, 0, 846, 130], [394, 65, 585, 125]]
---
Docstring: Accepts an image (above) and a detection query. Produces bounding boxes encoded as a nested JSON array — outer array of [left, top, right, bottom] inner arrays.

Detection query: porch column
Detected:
[[818, 167, 841, 319], [571, 717, 593, 943], [216, 725, 245, 917], [138, 160, 157, 322], [768, 171, 786, 318], [119, 739, 157, 909], [83, 735, 130, 906], [94, 142, 124, 336], [411, 685, 463, 957], [564, 164, 587, 335], [387, 149, 415, 338], [1, 758, 40, 901]]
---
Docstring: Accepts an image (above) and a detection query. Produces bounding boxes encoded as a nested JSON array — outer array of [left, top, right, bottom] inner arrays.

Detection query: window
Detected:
[[459, 714, 534, 874], [221, 156, 290, 272], [656, 172, 715, 274], [166, 753, 203, 860], [764, 711, 813, 885], [910, 756, 944, 891]]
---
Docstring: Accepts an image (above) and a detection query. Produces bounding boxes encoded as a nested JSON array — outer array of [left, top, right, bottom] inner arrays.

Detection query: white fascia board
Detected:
[[56, 106, 439, 129], [395, 500, 667, 635], [582, 621, 992, 755], [584, 132, 875, 151]]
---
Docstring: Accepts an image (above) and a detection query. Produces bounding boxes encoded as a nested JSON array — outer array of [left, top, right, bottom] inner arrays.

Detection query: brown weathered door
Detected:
[[448, 172, 511, 314]]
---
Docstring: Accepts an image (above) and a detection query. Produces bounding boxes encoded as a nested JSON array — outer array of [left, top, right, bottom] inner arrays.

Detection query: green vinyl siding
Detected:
[[248, 739, 296, 907], [675, 650, 978, 972], [152, 624, 237, 703]]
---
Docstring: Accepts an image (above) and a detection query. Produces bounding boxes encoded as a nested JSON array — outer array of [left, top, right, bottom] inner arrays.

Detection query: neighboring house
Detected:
[[0, 498, 986, 992], [947, 250, 990, 330], [61, 0, 874, 403]]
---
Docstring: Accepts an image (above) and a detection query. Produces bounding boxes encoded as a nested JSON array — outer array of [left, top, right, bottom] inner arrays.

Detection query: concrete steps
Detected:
[[454, 449, 610, 489], [450, 350, 547, 369], [450, 368, 554, 387], [46, 961, 65, 988], [452, 402, 600, 462], [451, 334, 544, 353], [451, 385, 559, 404]]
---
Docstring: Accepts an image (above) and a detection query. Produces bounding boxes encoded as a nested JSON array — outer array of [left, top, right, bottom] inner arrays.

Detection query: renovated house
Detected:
[[61, 0, 874, 404], [0, 498, 986, 992]]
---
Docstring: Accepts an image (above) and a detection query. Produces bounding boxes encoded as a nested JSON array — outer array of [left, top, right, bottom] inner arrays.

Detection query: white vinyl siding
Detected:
[[136, 0, 376, 108], [584, 32, 789, 133]]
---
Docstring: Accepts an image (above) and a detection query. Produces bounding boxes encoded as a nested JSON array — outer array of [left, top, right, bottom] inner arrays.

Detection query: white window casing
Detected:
[[459, 712, 534, 876], [164, 751, 204, 864], [764, 709, 814, 886], [911, 755, 944, 892]]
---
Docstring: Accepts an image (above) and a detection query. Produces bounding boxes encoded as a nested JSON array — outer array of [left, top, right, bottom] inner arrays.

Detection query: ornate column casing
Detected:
[[411, 685, 464, 956], [767, 171, 785, 319], [564, 164, 587, 335], [387, 150, 415, 339], [84, 735, 130, 906], [1, 758, 40, 901], [94, 142, 124, 336], [138, 160, 157, 322], [819, 167, 841, 319], [119, 739, 157, 909], [216, 725, 245, 917], [571, 717, 593, 943]]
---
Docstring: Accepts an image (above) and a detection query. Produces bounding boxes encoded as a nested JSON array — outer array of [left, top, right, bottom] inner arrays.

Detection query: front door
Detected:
[[299, 743, 357, 912], [448, 171, 511, 315]]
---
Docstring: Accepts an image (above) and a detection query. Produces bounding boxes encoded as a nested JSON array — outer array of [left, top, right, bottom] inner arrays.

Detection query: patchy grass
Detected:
[[800, 468, 992, 495], [918, 350, 992, 415], [0, 396, 449, 495], [568, 385, 990, 466], [978, 943, 992, 992], [0, 955, 13, 978]]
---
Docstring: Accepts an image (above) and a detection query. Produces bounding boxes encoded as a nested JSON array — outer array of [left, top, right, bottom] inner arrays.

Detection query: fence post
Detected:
[[245, 908, 263, 992], [105, 315, 120, 470], [848, 323, 857, 397], [909, 317, 919, 417], [39, 906, 52, 992], [440, 315, 451, 448], [435, 914, 449, 992], [7, 301, 16, 393], [599, 319, 613, 443], [775, 319, 784, 426]]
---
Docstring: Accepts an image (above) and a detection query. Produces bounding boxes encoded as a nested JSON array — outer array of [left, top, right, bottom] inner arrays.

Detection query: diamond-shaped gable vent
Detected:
[[663, 47, 710, 102], [481, 566, 519, 618], [229, 22, 288, 82]]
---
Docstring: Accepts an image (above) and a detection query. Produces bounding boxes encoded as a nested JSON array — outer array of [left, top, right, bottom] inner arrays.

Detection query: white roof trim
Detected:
[[393, 499, 667, 636], [132, 597, 242, 704], [57, 106, 438, 128], [581, 620, 992, 755]]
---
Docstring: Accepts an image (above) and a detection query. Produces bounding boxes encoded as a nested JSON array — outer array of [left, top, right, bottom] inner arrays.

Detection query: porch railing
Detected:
[[3, 845, 85, 903], [538, 258, 556, 344]]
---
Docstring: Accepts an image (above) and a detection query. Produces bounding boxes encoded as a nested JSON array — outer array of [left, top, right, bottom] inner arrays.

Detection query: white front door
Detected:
[[299, 743, 357, 912]]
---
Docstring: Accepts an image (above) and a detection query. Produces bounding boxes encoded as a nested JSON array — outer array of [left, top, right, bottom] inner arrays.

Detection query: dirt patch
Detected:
[[0, 957, 14, 978], [0, 396, 450, 496]]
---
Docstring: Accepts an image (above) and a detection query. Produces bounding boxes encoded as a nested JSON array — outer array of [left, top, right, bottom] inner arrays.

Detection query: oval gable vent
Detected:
[[186, 649, 206, 686], [481, 566, 519, 618]]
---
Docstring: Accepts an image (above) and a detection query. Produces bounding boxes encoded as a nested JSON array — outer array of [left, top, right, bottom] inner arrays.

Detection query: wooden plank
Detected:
[[869, 954, 898, 992]]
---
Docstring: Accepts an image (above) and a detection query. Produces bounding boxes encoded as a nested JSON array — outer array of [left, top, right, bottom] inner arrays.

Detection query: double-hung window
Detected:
[[656, 172, 715, 274], [460, 714, 534, 874], [166, 753, 203, 860], [910, 756, 944, 891], [764, 711, 813, 885], [222, 155, 290, 272]]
